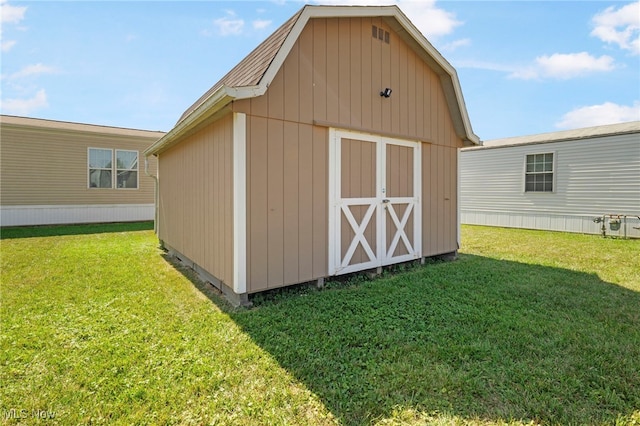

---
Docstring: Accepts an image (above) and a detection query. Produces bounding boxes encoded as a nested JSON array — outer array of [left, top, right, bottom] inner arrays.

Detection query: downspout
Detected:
[[144, 156, 159, 234]]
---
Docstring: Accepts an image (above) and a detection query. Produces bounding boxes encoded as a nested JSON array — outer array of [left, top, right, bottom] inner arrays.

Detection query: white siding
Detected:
[[0, 204, 154, 227], [460, 132, 640, 237]]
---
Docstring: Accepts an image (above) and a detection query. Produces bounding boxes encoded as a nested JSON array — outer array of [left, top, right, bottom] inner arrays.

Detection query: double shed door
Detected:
[[329, 129, 422, 276]]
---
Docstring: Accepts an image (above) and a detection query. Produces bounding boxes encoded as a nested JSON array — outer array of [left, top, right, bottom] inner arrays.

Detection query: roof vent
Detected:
[[372, 25, 390, 44]]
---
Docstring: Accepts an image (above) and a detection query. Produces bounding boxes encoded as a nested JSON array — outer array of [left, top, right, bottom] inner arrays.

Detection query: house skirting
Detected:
[[0, 204, 154, 227], [461, 210, 640, 238]]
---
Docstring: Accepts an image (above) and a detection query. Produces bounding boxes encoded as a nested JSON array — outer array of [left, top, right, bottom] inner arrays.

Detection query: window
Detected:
[[525, 153, 553, 192], [116, 150, 138, 189], [88, 148, 138, 189], [88, 148, 113, 188]]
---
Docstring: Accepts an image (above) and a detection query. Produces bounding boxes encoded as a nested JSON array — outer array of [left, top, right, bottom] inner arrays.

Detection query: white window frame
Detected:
[[523, 151, 555, 193], [87, 148, 139, 190], [115, 149, 139, 190]]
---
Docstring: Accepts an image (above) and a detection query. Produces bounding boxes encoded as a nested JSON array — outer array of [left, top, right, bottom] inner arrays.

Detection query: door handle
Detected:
[[382, 199, 390, 203]]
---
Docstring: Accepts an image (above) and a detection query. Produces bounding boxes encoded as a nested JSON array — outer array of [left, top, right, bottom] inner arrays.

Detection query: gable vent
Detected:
[[372, 25, 390, 44]]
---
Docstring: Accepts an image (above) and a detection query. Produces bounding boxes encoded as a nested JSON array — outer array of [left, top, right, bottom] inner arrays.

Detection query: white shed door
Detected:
[[329, 129, 421, 276]]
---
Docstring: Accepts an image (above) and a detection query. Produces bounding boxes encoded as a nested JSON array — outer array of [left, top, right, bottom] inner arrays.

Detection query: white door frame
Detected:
[[328, 128, 421, 276]]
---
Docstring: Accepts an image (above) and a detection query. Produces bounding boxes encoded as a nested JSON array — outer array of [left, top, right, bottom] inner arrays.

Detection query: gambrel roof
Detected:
[[146, 5, 479, 156]]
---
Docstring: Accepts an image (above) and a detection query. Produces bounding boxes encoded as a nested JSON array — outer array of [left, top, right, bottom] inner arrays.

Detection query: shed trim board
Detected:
[[232, 112, 247, 294], [457, 149, 461, 247], [328, 128, 422, 275]]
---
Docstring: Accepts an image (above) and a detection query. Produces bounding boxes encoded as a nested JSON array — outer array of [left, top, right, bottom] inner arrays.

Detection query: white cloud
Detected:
[[1, 1, 27, 54], [311, 0, 461, 39], [0, 0, 27, 24], [1, 89, 48, 115], [556, 101, 640, 129], [399, 0, 461, 39], [591, 1, 640, 55], [1, 39, 16, 52], [454, 59, 516, 73], [536, 52, 615, 78], [441, 38, 470, 52], [509, 52, 615, 80], [212, 10, 244, 36], [252, 19, 272, 30], [7, 63, 57, 80]]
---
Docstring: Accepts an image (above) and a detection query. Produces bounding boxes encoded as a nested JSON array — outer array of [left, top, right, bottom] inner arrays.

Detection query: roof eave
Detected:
[[144, 85, 241, 156]]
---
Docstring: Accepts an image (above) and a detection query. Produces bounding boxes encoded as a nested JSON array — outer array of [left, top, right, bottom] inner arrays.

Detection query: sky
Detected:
[[1, 0, 639, 140]]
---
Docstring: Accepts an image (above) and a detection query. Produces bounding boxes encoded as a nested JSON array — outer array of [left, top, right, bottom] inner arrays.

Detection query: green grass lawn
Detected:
[[1, 224, 639, 425]]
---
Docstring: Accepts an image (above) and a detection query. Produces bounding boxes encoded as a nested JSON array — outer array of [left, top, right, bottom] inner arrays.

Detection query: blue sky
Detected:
[[1, 0, 639, 140]]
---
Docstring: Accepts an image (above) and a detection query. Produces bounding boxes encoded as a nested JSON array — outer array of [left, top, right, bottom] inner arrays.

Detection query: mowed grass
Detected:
[[1, 224, 639, 425]]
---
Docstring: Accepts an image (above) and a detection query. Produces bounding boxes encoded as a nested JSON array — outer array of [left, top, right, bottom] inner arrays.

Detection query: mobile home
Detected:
[[0, 115, 164, 226], [460, 121, 640, 237]]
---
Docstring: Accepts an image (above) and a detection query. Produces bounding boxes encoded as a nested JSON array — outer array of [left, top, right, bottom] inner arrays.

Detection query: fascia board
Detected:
[[225, 85, 264, 99], [144, 86, 233, 156]]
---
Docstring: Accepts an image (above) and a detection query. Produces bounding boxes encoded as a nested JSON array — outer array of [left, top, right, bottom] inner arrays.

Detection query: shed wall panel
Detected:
[[157, 113, 234, 288], [422, 143, 459, 256], [245, 118, 328, 293]]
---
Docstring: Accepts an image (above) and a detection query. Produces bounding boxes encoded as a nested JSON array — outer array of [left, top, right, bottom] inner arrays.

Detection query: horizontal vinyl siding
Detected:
[[461, 133, 640, 219], [157, 113, 234, 289], [0, 124, 158, 206]]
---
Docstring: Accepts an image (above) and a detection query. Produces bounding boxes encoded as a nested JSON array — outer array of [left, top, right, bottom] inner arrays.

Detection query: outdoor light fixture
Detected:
[[380, 88, 392, 98]]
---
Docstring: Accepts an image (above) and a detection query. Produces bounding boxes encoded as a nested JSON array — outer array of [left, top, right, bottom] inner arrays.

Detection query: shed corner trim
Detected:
[[232, 112, 247, 295]]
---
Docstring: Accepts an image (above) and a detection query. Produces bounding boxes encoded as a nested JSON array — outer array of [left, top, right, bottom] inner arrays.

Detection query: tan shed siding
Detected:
[[422, 143, 459, 257], [245, 116, 328, 293], [0, 124, 158, 206], [234, 15, 464, 282], [233, 15, 465, 290], [157, 113, 234, 288], [237, 17, 460, 148]]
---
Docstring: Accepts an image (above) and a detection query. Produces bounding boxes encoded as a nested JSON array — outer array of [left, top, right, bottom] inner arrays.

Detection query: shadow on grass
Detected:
[[175, 253, 640, 425], [0, 221, 154, 239]]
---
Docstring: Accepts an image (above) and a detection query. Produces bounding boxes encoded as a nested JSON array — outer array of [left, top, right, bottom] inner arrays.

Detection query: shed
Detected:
[[144, 5, 479, 305], [460, 121, 640, 237], [0, 115, 164, 227]]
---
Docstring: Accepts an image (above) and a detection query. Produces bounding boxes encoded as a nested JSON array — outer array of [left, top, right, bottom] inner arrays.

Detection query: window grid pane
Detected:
[[89, 148, 112, 169], [116, 150, 138, 171], [525, 153, 554, 192], [89, 169, 112, 188], [117, 170, 138, 189]]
